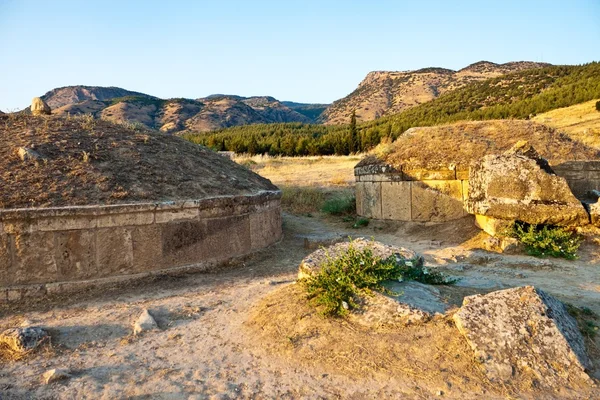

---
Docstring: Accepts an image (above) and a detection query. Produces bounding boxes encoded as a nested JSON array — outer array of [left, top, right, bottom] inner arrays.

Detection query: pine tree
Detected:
[[349, 110, 358, 153]]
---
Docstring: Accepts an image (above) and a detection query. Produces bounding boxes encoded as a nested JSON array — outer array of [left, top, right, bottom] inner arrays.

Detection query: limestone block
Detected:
[[0, 233, 12, 286], [454, 286, 592, 388], [202, 214, 251, 259], [411, 180, 464, 222], [55, 230, 97, 280], [161, 220, 207, 267], [31, 97, 51, 115], [96, 227, 134, 276], [474, 215, 514, 237], [13, 231, 57, 284], [155, 208, 199, 224], [355, 182, 381, 219], [466, 143, 589, 226], [36, 216, 97, 232], [132, 224, 163, 272], [402, 169, 456, 181], [97, 212, 154, 228], [250, 207, 282, 251], [381, 181, 411, 221]]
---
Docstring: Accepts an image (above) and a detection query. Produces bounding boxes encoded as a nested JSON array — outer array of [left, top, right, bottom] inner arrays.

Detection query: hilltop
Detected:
[[322, 61, 550, 124], [533, 99, 600, 148], [29, 86, 327, 133]]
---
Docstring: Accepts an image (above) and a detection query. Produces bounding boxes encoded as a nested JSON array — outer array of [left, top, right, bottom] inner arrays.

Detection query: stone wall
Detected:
[[0, 191, 282, 302], [355, 161, 600, 222]]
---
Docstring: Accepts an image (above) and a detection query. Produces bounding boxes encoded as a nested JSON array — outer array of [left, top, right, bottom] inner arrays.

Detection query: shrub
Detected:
[[321, 195, 356, 215], [301, 241, 456, 317], [596, 100, 600, 112], [280, 186, 326, 214], [511, 223, 582, 260], [352, 217, 369, 228], [566, 304, 599, 339]]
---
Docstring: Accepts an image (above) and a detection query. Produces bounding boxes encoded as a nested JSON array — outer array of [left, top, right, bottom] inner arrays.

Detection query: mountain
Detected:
[[322, 61, 551, 124], [35, 86, 324, 132], [281, 101, 330, 122]]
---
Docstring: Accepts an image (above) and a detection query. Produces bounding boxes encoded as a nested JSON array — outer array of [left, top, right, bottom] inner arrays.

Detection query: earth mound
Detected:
[[361, 120, 600, 171], [0, 115, 278, 209]]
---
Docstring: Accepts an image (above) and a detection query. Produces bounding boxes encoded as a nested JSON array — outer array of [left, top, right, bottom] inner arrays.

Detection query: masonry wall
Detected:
[[355, 161, 600, 222], [0, 191, 282, 301]]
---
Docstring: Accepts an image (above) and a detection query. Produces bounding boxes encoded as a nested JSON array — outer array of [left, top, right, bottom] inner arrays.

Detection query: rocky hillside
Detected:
[[322, 61, 551, 124], [33, 86, 325, 133]]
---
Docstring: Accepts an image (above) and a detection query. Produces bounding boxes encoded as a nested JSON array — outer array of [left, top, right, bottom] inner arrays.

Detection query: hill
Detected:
[[186, 63, 600, 156], [321, 61, 550, 124], [31, 86, 324, 133], [0, 114, 277, 209], [533, 99, 600, 148]]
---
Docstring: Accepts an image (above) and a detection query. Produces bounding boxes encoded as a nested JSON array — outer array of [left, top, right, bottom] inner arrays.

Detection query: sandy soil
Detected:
[[1, 213, 599, 399]]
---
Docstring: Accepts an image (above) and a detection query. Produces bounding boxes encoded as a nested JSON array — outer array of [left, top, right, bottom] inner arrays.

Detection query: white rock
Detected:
[[43, 368, 71, 384], [133, 309, 158, 335]]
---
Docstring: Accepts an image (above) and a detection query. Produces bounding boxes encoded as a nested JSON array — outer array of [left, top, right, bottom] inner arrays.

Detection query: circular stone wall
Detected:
[[0, 191, 281, 302]]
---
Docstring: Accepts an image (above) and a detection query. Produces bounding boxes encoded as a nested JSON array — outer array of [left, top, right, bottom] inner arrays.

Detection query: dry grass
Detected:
[[371, 119, 600, 171], [233, 154, 361, 188], [533, 99, 600, 148]]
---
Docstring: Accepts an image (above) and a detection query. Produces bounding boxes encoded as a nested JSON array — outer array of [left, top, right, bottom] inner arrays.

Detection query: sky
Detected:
[[0, 0, 599, 111]]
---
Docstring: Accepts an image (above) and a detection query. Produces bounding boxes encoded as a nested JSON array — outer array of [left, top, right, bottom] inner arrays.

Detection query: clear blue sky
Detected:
[[0, 0, 598, 111]]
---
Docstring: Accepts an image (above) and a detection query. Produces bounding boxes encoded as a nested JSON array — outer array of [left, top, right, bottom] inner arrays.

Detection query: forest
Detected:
[[182, 62, 600, 156]]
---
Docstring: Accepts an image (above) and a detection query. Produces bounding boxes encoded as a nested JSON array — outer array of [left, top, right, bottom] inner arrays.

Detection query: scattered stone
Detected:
[[298, 238, 423, 280], [17, 147, 43, 162], [42, 368, 71, 384], [453, 286, 592, 388], [31, 97, 51, 116], [481, 236, 523, 254], [133, 309, 158, 335], [466, 142, 589, 227], [301, 234, 346, 250], [0, 327, 49, 354]]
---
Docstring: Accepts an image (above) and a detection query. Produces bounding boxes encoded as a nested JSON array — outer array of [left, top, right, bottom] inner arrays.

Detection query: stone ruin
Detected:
[[299, 240, 595, 390], [31, 97, 51, 116]]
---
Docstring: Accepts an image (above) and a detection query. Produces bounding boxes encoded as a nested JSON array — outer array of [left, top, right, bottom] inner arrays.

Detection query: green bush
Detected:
[[321, 195, 356, 215], [512, 223, 582, 260], [301, 241, 455, 317], [352, 217, 369, 228], [566, 304, 599, 339]]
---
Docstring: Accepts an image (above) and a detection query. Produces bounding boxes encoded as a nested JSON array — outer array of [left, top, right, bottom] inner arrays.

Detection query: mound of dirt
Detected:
[[362, 120, 600, 171], [0, 115, 277, 209]]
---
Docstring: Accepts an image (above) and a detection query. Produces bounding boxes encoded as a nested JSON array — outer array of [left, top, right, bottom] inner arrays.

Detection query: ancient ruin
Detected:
[[0, 115, 282, 302]]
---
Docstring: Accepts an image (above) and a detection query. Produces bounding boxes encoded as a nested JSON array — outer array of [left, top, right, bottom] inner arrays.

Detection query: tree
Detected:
[[349, 110, 359, 153]]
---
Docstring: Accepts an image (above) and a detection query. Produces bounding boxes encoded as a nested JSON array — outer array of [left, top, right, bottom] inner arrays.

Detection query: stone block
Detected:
[[456, 170, 470, 180], [0, 233, 12, 286], [161, 220, 207, 267], [403, 169, 456, 181], [36, 216, 97, 232], [355, 182, 381, 219], [155, 208, 199, 224], [474, 215, 514, 237], [202, 215, 251, 260], [13, 231, 57, 284], [55, 230, 97, 281], [131, 224, 163, 272], [96, 227, 134, 276], [380, 181, 411, 221], [411, 180, 464, 222], [250, 207, 282, 251], [97, 212, 154, 228]]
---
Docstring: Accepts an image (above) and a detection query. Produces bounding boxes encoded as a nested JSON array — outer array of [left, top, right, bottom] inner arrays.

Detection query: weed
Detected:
[[280, 186, 326, 214], [322, 195, 355, 215], [301, 240, 456, 317], [511, 222, 582, 260], [352, 217, 369, 228], [566, 304, 599, 339]]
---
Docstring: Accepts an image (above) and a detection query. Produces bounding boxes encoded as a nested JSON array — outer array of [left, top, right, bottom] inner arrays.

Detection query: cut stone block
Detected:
[[381, 181, 411, 221], [96, 227, 134, 275], [453, 286, 592, 388], [55, 230, 97, 281], [356, 182, 382, 219], [474, 214, 514, 237], [411, 180, 464, 222], [250, 207, 282, 250], [13, 231, 57, 284], [131, 224, 163, 272]]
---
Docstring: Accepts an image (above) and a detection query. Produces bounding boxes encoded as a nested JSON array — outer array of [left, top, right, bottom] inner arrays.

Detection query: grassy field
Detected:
[[533, 99, 600, 148], [233, 154, 361, 214]]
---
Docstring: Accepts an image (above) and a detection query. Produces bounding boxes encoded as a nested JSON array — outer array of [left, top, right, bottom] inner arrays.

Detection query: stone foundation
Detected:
[[0, 191, 282, 302]]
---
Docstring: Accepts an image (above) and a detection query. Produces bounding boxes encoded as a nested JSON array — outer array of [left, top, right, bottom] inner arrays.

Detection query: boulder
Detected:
[[0, 327, 49, 354], [133, 309, 158, 335], [297, 238, 423, 280], [17, 147, 43, 162], [586, 190, 600, 227], [453, 286, 592, 388], [465, 142, 589, 227], [43, 368, 71, 384], [31, 97, 51, 115]]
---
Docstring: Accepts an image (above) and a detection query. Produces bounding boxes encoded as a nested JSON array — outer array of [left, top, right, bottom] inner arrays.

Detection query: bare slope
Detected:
[[323, 61, 550, 125], [0, 115, 277, 209], [363, 120, 600, 171]]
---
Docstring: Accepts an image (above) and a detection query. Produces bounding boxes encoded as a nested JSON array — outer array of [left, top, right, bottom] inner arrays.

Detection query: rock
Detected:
[[133, 309, 158, 335], [17, 147, 43, 162], [297, 238, 423, 280], [474, 215, 513, 237], [466, 142, 589, 227], [31, 97, 51, 116], [301, 234, 346, 250], [0, 327, 49, 354], [481, 235, 523, 254], [453, 286, 592, 388], [586, 190, 600, 227], [42, 368, 71, 384]]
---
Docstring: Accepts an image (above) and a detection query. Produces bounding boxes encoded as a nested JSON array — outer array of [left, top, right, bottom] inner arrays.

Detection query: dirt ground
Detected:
[[1, 212, 599, 399]]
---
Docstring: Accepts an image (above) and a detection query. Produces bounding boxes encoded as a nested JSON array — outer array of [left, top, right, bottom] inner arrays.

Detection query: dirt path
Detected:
[[1, 213, 599, 399]]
